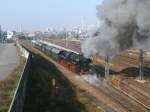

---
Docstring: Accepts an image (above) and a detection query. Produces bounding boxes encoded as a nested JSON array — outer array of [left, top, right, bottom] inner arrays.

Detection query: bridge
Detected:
[[8, 40, 150, 112]]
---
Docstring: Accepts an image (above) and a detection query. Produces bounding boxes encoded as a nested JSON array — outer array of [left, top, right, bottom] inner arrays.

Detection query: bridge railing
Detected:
[[8, 54, 32, 112]]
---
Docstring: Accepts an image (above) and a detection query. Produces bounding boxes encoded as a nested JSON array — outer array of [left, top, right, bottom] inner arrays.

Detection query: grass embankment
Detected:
[[23, 57, 102, 112], [0, 46, 26, 112], [76, 92, 103, 112]]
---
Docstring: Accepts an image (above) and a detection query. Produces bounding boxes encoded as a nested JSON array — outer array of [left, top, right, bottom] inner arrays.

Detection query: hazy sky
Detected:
[[0, 0, 103, 31]]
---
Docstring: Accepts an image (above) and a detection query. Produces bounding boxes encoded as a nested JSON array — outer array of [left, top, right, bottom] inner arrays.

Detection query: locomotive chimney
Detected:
[[139, 49, 144, 80], [105, 55, 110, 79]]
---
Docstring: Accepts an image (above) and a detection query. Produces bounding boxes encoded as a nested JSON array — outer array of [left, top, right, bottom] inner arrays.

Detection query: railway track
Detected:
[[91, 81, 150, 112], [112, 55, 138, 68], [119, 54, 150, 68], [123, 79, 150, 98], [119, 81, 150, 110], [111, 75, 150, 112]]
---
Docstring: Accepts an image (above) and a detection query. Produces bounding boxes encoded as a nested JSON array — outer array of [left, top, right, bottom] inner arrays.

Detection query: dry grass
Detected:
[[77, 92, 104, 112]]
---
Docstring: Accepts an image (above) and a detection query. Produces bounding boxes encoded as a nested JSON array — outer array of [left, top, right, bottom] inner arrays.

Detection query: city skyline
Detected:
[[0, 0, 103, 32]]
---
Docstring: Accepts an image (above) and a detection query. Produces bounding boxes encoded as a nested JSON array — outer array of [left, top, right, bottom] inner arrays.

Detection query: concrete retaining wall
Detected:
[[16, 40, 29, 59]]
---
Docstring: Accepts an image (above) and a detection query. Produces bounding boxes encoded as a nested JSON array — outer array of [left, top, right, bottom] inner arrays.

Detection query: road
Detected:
[[0, 43, 18, 80]]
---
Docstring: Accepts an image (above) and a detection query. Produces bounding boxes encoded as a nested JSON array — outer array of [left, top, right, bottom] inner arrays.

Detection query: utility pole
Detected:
[[64, 28, 68, 48], [139, 49, 144, 80], [105, 55, 110, 80]]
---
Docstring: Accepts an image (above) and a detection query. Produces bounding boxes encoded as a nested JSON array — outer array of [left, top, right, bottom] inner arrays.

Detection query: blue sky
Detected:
[[0, 0, 103, 31]]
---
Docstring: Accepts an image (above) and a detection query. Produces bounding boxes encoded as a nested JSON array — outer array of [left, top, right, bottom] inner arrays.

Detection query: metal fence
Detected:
[[8, 54, 32, 112]]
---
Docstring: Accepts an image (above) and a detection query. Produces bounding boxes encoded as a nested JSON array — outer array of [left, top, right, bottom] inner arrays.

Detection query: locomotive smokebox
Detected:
[[105, 55, 110, 79], [139, 49, 144, 80]]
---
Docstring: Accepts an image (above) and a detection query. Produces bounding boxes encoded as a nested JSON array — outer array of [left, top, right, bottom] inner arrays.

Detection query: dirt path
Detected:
[[0, 43, 18, 80]]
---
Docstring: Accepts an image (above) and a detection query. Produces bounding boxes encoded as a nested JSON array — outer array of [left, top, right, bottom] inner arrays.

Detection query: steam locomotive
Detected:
[[32, 40, 92, 74]]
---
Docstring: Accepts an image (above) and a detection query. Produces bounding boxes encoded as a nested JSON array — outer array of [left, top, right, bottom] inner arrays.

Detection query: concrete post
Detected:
[[105, 55, 110, 80]]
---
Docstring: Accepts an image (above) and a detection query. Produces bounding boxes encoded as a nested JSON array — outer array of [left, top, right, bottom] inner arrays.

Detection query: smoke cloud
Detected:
[[81, 74, 100, 86], [82, 0, 150, 57]]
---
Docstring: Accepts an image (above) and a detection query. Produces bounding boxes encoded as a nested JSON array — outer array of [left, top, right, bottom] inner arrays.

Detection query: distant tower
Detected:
[[139, 49, 144, 80], [19, 24, 22, 32]]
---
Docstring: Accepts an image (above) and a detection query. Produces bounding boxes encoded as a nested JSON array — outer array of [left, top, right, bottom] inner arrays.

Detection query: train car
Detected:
[[32, 40, 42, 50], [50, 47, 62, 61], [41, 43, 47, 52], [44, 45, 52, 56], [31, 40, 36, 46], [39, 42, 62, 61]]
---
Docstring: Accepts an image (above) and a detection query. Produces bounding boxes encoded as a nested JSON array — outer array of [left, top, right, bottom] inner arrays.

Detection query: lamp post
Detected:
[[105, 55, 110, 80]]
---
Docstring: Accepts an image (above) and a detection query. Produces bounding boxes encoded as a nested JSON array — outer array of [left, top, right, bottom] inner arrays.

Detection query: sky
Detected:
[[0, 0, 103, 32]]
